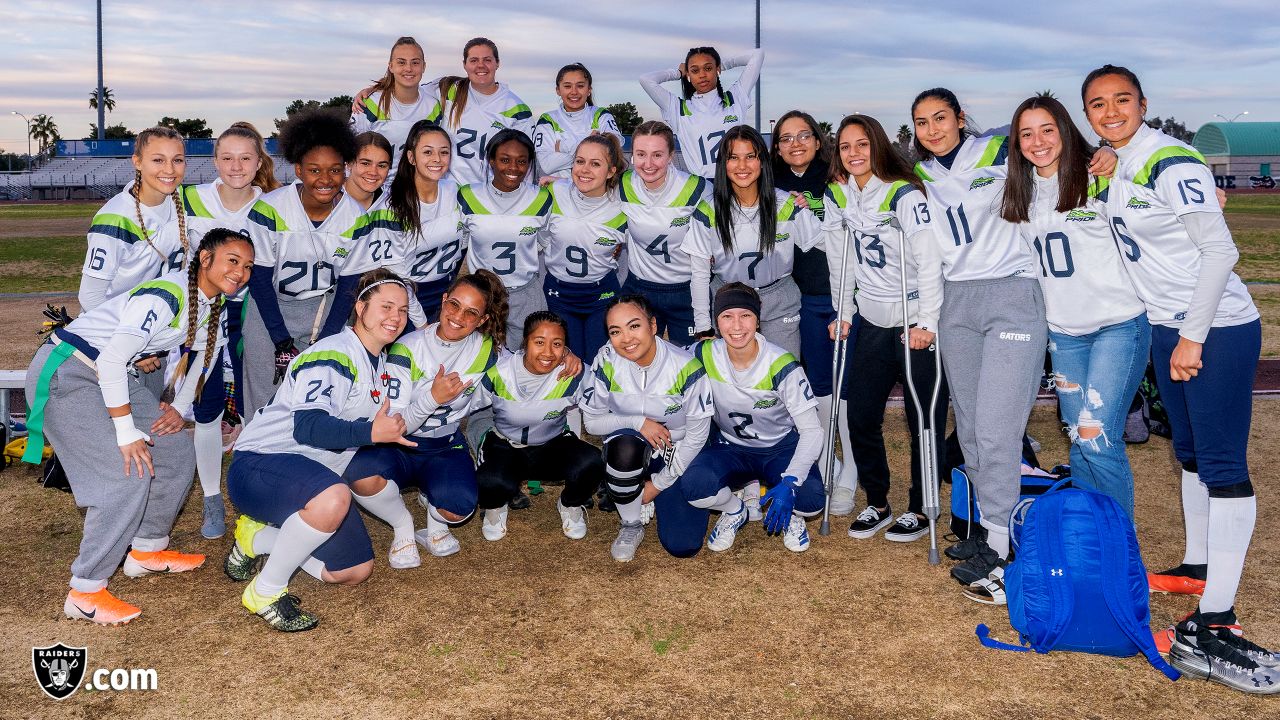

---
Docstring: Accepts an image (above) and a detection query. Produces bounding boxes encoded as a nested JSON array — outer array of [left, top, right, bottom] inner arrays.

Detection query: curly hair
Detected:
[[279, 108, 358, 164], [447, 269, 509, 348]]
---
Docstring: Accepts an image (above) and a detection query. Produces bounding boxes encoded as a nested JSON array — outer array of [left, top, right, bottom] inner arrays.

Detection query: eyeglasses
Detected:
[[777, 131, 815, 145], [443, 297, 484, 322]]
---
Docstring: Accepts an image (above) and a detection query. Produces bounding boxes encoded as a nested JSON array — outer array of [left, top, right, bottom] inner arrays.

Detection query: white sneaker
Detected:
[[558, 500, 587, 540], [828, 484, 855, 517], [416, 492, 430, 510], [388, 538, 421, 569], [783, 515, 811, 553], [415, 528, 461, 557], [610, 522, 645, 562], [481, 505, 509, 542], [639, 501, 656, 526], [742, 482, 762, 522], [707, 504, 748, 552]]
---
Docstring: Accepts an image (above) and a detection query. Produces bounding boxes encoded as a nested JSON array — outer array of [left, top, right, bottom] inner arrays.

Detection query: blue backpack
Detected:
[[976, 480, 1180, 680]]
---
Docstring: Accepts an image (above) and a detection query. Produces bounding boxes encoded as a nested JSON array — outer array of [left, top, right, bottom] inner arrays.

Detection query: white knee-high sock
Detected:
[[815, 394, 835, 481], [253, 513, 333, 598], [426, 504, 452, 536], [300, 556, 327, 582], [1181, 469, 1210, 565], [616, 497, 643, 525], [1200, 495, 1256, 614], [354, 480, 414, 546], [987, 527, 1011, 560], [194, 417, 224, 497], [251, 526, 279, 556], [696, 487, 744, 514], [836, 399, 857, 490]]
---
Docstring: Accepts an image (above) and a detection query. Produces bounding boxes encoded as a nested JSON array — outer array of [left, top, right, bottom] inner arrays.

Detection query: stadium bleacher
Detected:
[[0, 155, 296, 201]]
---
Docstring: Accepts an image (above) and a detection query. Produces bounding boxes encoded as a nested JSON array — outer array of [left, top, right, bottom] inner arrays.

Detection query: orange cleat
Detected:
[[64, 588, 141, 626], [1147, 570, 1206, 595], [122, 549, 207, 578], [1153, 627, 1175, 654]]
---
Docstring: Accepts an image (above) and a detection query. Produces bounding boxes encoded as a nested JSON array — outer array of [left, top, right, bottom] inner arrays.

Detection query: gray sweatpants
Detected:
[[26, 344, 197, 588], [504, 277, 548, 352], [938, 276, 1047, 537], [240, 293, 329, 419], [711, 275, 802, 358]]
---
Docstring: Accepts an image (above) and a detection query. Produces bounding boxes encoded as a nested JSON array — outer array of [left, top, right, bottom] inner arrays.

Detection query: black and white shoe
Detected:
[[847, 505, 893, 540], [884, 513, 929, 542], [1170, 613, 1280, 694], [962, 565, 1007, 605], [949, 540, 1003, 586]]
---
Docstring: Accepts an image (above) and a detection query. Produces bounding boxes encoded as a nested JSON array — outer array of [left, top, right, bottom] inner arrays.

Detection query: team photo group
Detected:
[[19, 33, 1275, 696]]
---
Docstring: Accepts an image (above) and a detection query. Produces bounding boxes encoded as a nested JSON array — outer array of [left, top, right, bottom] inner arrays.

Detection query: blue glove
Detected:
[[760, 474, 798, 534]]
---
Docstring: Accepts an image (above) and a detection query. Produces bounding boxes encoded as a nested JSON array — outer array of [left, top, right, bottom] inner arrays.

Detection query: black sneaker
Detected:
[[884, 513, 929, 543], [950, 541, 1003, 586], [847, 505, 893, 540], [1170, 613, 1280, 694], [945, 535, 987, 561]]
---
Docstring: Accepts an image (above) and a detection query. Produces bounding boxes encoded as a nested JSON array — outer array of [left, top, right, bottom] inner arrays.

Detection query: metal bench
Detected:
[[1, 370, 24, 448]]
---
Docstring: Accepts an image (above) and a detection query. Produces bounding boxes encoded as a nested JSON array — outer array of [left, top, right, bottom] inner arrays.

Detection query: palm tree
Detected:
[[88, 87, 116, 113], [30, 114, 59, 156]]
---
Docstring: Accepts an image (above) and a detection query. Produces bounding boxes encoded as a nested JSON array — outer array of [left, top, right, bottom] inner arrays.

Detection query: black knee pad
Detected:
[[1207, 479, 1254, 499], [604, 435, 649, 504]]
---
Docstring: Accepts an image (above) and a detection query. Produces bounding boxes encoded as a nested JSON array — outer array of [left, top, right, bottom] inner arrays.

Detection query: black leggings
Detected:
[[476, 432, 604, 509], [845, 321, 949, 514]]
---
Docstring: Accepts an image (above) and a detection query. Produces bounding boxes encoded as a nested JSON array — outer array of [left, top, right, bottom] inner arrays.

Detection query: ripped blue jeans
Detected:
[[1048, 313, 1151, 518]]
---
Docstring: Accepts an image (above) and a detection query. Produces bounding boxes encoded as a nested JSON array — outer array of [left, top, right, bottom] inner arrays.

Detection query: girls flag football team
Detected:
[[18, 32, 1275, 696]]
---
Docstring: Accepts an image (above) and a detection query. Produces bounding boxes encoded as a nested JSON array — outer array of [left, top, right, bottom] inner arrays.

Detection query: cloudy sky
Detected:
[[2, 1, 1277, 152]]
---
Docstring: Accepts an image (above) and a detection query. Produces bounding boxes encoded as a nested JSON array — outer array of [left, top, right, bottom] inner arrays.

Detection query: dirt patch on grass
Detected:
[[0, 295, 78, 370], [0, 216, 87, 240], [0, 403, 1277, 718]]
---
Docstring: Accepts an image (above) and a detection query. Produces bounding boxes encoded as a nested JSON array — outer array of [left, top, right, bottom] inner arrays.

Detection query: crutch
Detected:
[[819, 225, 855, 536], [894, 219, 944, 564]]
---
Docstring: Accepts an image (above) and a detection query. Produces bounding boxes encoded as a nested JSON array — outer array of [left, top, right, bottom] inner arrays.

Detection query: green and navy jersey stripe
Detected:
[[89, 213, 147, 245], [290, 349, 358, 382]]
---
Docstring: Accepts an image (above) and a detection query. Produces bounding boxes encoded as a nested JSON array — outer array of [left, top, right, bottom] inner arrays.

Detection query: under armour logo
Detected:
[[1050, 568, 1064, 576], [547, 289, 560, 297], [1255, 676, 1275, 687]]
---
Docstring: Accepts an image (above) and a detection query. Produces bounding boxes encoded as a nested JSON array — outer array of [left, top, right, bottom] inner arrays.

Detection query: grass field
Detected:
[[0, 196, 1278, 717]]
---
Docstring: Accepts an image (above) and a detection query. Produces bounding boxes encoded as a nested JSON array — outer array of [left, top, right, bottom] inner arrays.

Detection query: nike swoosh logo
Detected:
[[73, 603, 96, 618]]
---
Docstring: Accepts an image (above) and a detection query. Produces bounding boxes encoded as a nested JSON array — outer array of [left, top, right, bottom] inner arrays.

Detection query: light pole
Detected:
[[1214, 111, 1249, 123], [754, 0, 761, 131], [11, 111, 30, 170]]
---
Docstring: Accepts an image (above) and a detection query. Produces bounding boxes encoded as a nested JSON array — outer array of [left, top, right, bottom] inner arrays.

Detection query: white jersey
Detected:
[[618, 169, 707, 283], [387, 325, 500, 439], [181, 180, 262, 243], [341, 179, 464, 286], [236, 328, 387, 475], [246, 183, 364, 301], [915, 135, 1036, 282], [639, 50, 764, 178], [692, 336, 815, 449], [59, 270, 222, 360], [84, 188, 187, 301], [542, 180, 627, 283], [351, 84, 443, 185], [531, 105, 623, 179], [580, 338, 713, 445], [1106, 123, 1258, 330], [1021, 173, 1146, 336], [474, 351, 583, 447], [459, 181, 552, 289], [429, 79, 534, 187], [684, 190, 821, 286], [823, 177, 941, 329]]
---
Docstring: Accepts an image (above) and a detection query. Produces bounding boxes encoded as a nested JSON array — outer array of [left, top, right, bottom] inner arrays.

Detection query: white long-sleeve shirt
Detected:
[[639, 49, 764, 178]]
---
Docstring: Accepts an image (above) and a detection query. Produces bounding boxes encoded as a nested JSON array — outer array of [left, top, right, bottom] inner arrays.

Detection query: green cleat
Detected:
[[223, 515, 267, 581], [241, 581, 319, 633]]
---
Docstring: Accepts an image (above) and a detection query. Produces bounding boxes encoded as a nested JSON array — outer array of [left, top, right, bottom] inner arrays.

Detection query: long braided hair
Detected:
[[165, 228, 250, 400], [132, 127, 190, 268]]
